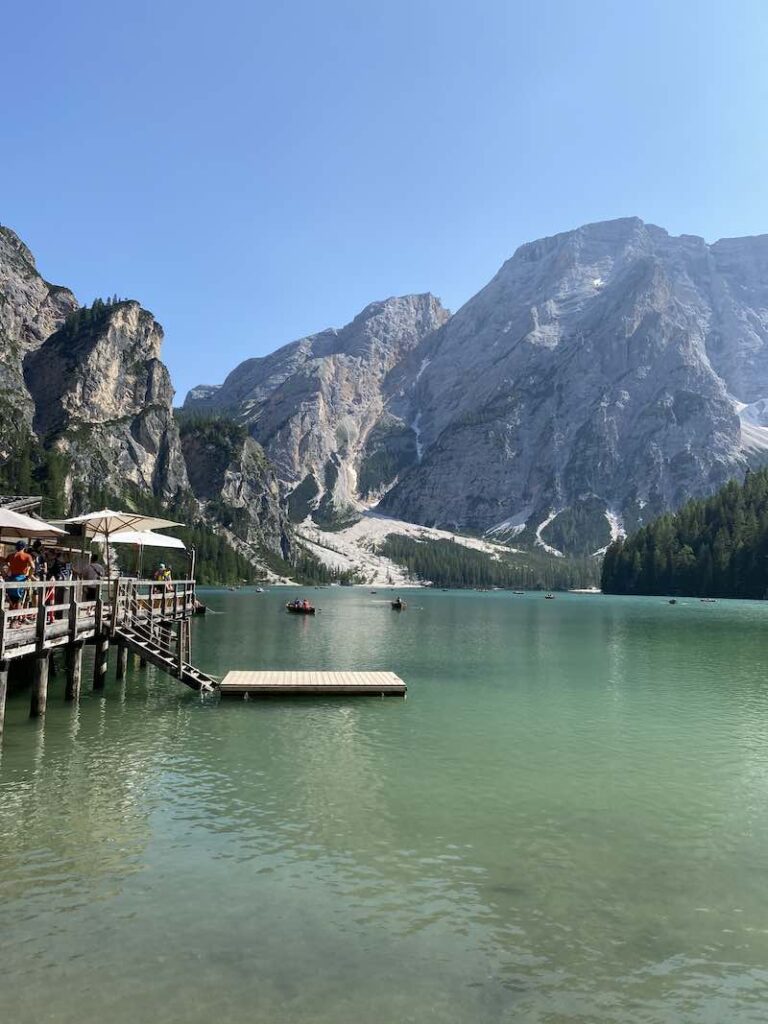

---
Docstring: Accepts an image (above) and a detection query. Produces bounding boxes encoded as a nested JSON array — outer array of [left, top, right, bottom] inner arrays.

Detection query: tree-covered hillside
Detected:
[[380, 535, 601, 590], [602, 469, 768, 598]]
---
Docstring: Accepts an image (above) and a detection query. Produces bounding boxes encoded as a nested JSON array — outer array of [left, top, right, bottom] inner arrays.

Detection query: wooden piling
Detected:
[[0, 659, 8, 738], [115, 641, 128, 681], [175, 621, 185, 678], [93, 634, 110, 690], [65, 640, 84, 701], [30, 652, 49, 717]]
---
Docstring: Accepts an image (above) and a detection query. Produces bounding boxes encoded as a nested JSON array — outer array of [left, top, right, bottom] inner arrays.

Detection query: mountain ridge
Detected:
[[186, 217, 768, 553]]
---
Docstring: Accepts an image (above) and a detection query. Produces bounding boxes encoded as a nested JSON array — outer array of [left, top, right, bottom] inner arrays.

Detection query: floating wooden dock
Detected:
[[219, 670, 407, 696]]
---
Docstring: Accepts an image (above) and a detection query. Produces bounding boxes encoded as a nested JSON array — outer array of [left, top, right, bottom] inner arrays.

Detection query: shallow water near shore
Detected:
[[2, 589, 768, 1023]]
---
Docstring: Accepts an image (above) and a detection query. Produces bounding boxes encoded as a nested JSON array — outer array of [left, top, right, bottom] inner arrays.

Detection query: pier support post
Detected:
[[30, 652, 49, 718], [175, 621, 186, 679], [115, 641, 128, 681], [93, 634, 110, 691], [0, 659, 8, 738], [65, 641, 84, 701]]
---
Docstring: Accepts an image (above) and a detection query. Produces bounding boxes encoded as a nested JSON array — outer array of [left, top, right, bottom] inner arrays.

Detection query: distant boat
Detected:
[[254, 587, 264, 593], [669, 599, 677, 605], [513, 590, 525, 595], [286, 602, 316, 615], [391, 598, 407, 610], [545, 593, 555, 600], [700, 598, 717, 604]]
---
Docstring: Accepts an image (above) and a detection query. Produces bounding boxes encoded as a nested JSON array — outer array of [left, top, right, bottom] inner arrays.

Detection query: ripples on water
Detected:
[[2, 591, 768, 1022]]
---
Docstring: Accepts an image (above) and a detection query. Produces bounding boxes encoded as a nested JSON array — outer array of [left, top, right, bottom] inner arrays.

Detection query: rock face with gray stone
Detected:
[[179, 419, 292, 560], [0, 224, 77, 439], [185, 293, 449, 524], [24, 300, 189, 504], [188, 218, 768, 553], [0, 226, 290, 567], [381, 219, 768, 549]]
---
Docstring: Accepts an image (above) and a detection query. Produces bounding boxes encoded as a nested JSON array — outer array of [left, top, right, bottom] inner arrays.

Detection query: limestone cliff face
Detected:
[[0, 225, 77, 436], [185, 293, 449, 522], [186, 218, 768, 554], [0, 225, 296, 575], [379, 219, 768, 546], [24, 300, 189, 503], [179, 420, 292, 560]]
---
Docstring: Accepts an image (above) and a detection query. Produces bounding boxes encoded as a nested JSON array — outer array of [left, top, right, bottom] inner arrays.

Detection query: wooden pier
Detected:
[[0, 577, 409, 741], [219, 670, 407, 696], [0, 577, 215, 738]]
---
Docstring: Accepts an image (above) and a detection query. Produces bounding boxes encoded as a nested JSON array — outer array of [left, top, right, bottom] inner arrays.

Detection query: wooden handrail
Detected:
[[0, 578, 197, 662]]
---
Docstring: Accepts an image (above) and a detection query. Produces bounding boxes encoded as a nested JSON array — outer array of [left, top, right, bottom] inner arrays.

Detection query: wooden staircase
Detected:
[[115, 597, 217, 692]]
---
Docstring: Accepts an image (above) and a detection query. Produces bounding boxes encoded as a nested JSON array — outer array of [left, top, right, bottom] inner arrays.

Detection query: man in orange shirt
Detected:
[[4, 541, 36, 610]]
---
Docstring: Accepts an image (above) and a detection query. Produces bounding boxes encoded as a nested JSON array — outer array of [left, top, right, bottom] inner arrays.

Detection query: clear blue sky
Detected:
[[3, 0, 768, 401]]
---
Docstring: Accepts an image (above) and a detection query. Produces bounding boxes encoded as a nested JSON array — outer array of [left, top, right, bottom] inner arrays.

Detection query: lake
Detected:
[[2, 589, 768, 1023]]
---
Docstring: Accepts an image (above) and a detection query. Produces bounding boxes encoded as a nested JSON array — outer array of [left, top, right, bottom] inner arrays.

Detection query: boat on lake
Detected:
[[544, 593, 555, 600], [391, 598, 407, 610], [286, 601, 316, 615]]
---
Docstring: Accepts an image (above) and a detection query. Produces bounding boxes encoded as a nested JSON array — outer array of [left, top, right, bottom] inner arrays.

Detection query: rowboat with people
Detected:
[[286, 599, 316, 615]]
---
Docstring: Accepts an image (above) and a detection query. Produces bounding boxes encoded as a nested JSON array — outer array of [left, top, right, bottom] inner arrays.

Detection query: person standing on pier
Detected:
[[82, 552, 105, 601], [2, 541, 36, 611]]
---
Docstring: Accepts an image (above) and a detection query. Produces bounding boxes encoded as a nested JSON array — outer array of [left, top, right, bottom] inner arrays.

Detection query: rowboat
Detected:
[[286, 603, 316, 615]]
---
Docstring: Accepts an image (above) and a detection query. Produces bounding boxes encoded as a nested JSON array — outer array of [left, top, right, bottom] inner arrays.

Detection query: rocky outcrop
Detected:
[[185, 293, 449, 523], [0, 224, 76, 438], [24, 300, 189, 504], [179, 418, 292, 561]]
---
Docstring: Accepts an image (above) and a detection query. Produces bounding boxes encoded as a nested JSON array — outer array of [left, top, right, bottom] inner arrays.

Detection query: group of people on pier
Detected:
[[1, 538, 172, 616]]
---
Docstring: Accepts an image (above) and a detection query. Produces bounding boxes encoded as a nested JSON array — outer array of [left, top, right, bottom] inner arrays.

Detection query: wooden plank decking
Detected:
[[219, 670, 407, 696]]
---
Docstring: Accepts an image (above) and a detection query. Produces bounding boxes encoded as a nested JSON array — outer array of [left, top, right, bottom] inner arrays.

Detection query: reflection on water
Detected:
[[2, 591, 768, 1022]]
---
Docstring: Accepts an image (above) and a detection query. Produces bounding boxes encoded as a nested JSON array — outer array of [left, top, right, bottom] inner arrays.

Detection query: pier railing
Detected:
[[0, 578, 196, 662]]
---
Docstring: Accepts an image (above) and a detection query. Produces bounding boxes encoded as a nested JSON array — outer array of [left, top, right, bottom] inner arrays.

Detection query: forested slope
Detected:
[[602, 469, 768, 598]]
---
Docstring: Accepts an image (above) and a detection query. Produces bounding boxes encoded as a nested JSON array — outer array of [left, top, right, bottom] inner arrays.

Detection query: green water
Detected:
[[2, 590, 768, 1023]]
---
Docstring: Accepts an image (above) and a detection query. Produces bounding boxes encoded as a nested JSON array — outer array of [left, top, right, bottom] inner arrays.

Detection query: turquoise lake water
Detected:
[[2, 589, 768, 1023]]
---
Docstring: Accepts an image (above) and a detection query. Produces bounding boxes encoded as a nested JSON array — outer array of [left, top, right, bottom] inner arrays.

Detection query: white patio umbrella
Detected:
[[108, 530, 186, 549], [107, 529, 186, 577], [63, 509, 183, 576], [0, 507, 66, 541]]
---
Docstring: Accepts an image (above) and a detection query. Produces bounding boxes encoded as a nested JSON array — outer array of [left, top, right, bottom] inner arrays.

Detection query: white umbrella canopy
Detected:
[[105, 530, 186, 577], [0, 508, 66, 540], [63, 509, 182, 537], [63, 509, 183, 577], [107, 530, 186, 549]]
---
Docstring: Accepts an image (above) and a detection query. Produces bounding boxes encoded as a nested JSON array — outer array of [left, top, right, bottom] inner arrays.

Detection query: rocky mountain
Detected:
[[187, 218, 768, 555], [185, 293, 449, 524], [178, 416, 292, 561], [24, 299, 189, 505], [0, 224, 291, 573], [0, 226, 77, 442], [382, 218, 768, 550]]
